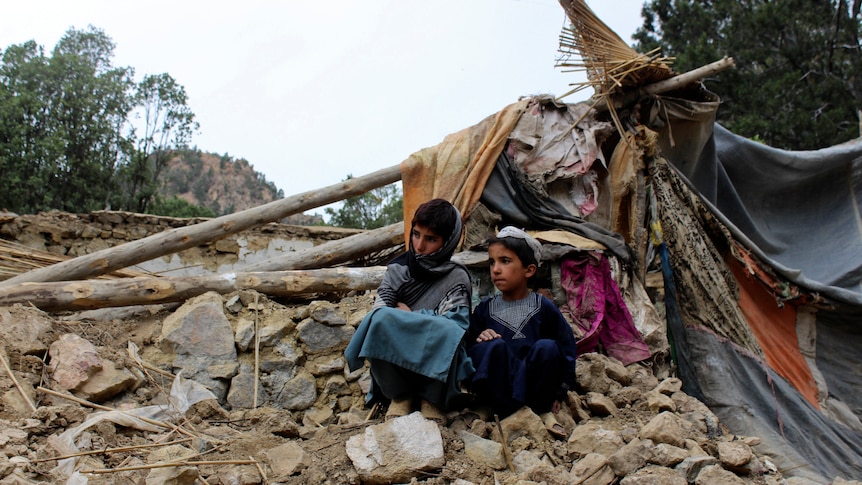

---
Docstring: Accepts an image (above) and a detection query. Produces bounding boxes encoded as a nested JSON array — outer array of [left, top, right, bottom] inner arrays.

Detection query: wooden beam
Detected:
[[243, 222, 404, 272], [0, 267, 387, 312], [0, 166, 401, 288]]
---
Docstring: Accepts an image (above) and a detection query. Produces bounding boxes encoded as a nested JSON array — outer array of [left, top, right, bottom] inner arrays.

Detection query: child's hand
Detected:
[[395, 302, 411, 311], [551, 400, 561, 414], [476, 329, 501, 342]]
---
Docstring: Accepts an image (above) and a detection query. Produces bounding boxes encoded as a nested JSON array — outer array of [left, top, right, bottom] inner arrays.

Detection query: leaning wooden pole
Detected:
[[0, 267, 387, 311], [243, 222, 404, 272], [0, 166, 402, 288]]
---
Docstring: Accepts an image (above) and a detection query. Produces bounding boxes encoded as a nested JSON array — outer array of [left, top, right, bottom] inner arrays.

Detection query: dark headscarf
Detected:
[[405, 204, 464, 281]]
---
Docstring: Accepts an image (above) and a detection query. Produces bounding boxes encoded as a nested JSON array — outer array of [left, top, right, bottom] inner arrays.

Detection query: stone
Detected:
[[570, 453, 615, 485], [76, 359, 139, 402], [576, 354, 622, 394], [645, 390, 676, 413], [499, 406, 551, 444], [47, 333, 102, 390], [263, 441, 312, 477], [272, 370, 317, 410], [511, 449, 546, 476], [654, 377, 683, 395], [585, 392, 619, 416], [297, 319, 354, 354], [607, 438, 653, 476], [322, 375, 350, 397], [159, 292, 238, 402], [460, 431, 506, 470], [226, 367, 268, 409], [306, 355, 345, 376], [309, 301, 347, 326], [639, 411, 688, 447], [345, 412, 444, 484], [0, 306, 52, 356], [628, 365, 660, 392], [257, 317, 293, 346], [233, 317, 255, 352], [717, 441, 752, 468], [620, 465, 688, 485], [694, 464, 746, 484], [303, 405, 334, 427], [675, 455, 720, 483], [567, 422, 625, 458], [649, 443, 689, 467]]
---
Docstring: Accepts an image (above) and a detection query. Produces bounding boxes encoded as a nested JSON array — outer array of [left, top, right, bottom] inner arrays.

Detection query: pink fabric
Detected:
[[560, 253, 651, 365]]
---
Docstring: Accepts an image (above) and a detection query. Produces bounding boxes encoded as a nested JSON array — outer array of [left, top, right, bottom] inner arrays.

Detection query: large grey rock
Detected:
[[675, 455, 720, 483], [297, 318, 354, 354], [309, 300, 347, 326], [159, 292, 238, 401], [271, 370, 317, 410], [346, 412, 444, 484], [226, 366, 268, 409]]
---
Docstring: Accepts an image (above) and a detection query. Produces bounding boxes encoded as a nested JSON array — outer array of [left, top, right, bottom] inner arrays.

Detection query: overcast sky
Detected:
[[1, 0, 646, 216]]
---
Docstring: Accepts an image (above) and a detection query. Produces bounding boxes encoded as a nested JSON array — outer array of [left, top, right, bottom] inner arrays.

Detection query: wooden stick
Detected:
[[494, 414, 515, 473], [253, 293, 260, 410], [36, 386, 196, 439], [0, 165, 401, 287], [80, 459, 258, 474], [0, 350, 37, 413], [0, 266, 387, 312], [33, 438, 193, 463], [251, 454, 268, 485]]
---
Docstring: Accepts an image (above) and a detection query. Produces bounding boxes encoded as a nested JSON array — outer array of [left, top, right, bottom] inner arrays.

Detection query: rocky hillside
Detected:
[[158, 149, 283, 216]]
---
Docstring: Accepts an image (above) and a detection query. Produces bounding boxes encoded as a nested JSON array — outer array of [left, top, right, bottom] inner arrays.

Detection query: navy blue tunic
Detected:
[[467, 292, 577, 416]]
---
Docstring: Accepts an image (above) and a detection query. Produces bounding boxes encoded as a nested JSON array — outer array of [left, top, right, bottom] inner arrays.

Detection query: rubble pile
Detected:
[[0, 289, 830, 485]]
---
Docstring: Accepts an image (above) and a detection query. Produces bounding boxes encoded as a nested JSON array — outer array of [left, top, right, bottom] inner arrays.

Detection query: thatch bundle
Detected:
[[555, 0, 674, 99], [0, 239, 147, 281]]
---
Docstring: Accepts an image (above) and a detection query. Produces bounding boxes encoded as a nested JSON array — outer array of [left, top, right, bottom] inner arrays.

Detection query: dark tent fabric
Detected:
[[663, 120, 862, 306], [647, 95, 862, 481]]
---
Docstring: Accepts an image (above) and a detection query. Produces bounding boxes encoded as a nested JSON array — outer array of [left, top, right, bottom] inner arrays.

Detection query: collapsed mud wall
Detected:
[[0, 211, 364, 277]]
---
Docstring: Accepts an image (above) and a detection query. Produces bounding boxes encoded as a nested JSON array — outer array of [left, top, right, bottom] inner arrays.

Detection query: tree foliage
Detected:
[[633, 0, 862, 150], [324, 176, 403, 229], [0, 26, 198, 214]]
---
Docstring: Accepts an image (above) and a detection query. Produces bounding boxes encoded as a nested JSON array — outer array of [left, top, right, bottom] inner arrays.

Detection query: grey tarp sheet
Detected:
[[652, 96, 862, 481], [666, 122, 862, 306]]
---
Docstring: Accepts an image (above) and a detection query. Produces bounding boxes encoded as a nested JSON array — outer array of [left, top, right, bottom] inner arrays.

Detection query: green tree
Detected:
[[325, 175, 403, 229], [149, 195, 215, 218], [0, 41, 53, 212], [122, 73, 198, 213], [47, 26, 136, 211], [633, 0, 862, 150]]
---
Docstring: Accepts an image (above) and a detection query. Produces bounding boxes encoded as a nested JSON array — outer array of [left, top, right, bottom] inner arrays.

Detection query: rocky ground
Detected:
[[0, 211, 856, 484], [0, 287, 833, 485]]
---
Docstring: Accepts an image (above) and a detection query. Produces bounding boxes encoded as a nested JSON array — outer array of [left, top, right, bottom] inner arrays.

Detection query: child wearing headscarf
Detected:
[[345, 199, 474, 423], [466, 226, 577, 438]]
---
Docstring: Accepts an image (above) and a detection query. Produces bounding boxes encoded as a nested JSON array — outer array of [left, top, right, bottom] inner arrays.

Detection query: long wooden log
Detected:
[[243, 222, 404, 272], [0, 267, 387, 311], [591, 57, 736, 113], [0, 166, 402, 288]]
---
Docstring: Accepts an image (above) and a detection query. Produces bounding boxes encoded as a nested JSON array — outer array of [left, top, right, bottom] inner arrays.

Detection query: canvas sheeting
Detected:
[[399, 93, 862, 481]]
